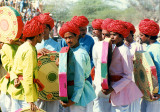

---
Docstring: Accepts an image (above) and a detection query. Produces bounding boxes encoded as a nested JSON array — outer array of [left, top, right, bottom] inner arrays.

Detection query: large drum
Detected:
[[101, 38, 112, 89], [37, 52, 59, 101], [0, 6, 23, 43], [16, 107, 46, 112], [134, 51, 158, 101], [59, 47, 70, 103]]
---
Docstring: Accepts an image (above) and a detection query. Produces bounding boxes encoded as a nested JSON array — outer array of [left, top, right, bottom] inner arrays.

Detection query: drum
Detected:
[[37, 52, 59, 101], [0, 6, 23, 43], [101, 38, 112, 89], [134, 51, 158, 101], [59, 47, 69, 103], [15, 107, 46, 112]]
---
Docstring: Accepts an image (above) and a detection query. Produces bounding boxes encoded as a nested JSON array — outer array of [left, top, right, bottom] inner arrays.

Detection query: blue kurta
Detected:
[[60, 35, 94, 84], [146, 42, 160, 94], [67, 45, 96, 107], [36, 38, 61, 52]]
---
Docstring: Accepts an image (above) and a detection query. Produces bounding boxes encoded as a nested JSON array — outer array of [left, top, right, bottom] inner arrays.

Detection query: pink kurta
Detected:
[[109, 44, 143, 106]]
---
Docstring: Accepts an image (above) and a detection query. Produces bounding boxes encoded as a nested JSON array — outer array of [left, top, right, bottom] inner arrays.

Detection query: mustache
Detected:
[[67, 42, 72, 44]]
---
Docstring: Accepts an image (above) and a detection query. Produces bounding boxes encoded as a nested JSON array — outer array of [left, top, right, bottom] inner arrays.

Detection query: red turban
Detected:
[[36, 13, 54, 30], [139, 19, 159, 36], [59, 21, 80, 38], [71, 16, 89, 27], [124, 22, 136, 34], [107, 20, 130, 38], [23, 16, 45, 38], [92, 19, 104, 30], [101, 18, 113, 30]]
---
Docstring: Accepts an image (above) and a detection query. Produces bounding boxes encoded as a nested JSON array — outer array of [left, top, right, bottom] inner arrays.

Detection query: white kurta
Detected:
[[92, 41, 111, 112]]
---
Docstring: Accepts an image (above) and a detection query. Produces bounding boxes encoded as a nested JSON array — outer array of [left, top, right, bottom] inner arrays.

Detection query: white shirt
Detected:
[[92, 41, 108, 98]]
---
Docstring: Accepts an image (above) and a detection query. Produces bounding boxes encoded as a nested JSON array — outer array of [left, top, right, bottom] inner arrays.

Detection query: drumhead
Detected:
[[0, 6, 23, 43], [37, 52, 59, 101]]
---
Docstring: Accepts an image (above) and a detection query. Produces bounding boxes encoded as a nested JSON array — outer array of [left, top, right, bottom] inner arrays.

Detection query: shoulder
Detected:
[[48, 38, 58, 45], [74, 46, 90, 60], [147, 42, 160, 53], [2, 44, 11, 50], [93, 41, 102, 49], [85, 35, 94, 43], [19, 42, 35, 54], [119, 44, 130, 55]]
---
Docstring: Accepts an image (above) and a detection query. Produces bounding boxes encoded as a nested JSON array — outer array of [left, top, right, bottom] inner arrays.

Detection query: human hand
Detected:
[[60, 100, 75, 108], [37, 48, 51, 56], [101, 86, 114, 95], [55, 58, 59, 67], [14, 78, 21, 88], [150, 93, 160, 101], [28, 102, 39, 111]]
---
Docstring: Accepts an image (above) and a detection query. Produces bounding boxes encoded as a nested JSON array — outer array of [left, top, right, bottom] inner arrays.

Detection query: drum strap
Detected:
[[67, 79, 86, 86], [5, 72, 10, 79]]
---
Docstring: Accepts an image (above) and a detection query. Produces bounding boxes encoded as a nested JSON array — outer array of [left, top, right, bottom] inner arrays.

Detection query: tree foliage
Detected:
[[127, 0, 160, 22], [42, 0, 160, 25], [43, 0, 72, 21]]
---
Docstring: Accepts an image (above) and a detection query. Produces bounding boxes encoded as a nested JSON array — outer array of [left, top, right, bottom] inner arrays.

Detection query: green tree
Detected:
[[42, 0, 72, 21], [70, 0, 118, 22], [127, 0, 160, 22]]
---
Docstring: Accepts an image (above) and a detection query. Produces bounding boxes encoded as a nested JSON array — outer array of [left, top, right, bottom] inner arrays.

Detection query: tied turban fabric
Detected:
[[139, 19, 159, 36], [107, 20, 130, 38], [124, 22, 136, 34], [92, 19, 104, 30], [71, 16, 89, 27], [59, 21, 80, 38], [101, 18, 113, 30], [23, 16, 45, 38], [37, 13, 54, 30]]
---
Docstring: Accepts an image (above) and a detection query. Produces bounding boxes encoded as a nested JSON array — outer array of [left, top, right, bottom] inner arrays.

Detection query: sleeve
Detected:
[[1, 45, 13, 72], [112, 50, 132, 94], [90, 40, 95, 68], [56, 43, 61, 52], [149, 48, 160, 94], [92, 44, 97, 68], [71, 53, 91, 103], [23, 50, 37, 102]]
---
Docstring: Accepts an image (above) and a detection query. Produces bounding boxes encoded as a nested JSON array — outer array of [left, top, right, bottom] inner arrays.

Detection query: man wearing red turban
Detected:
[[35, 13, 61, 54], [123, 21, 141, 57], [92, 19, 104, 42], [60, 16, 95, 84], [101, 18, 113, 39], [102, 20, 143, 112], [35, 13, 61, 112], [11, 17, 45, 111], [92, 18, 113, 112], [124, 21, 136, 44], [59, 21, 96, 112], [139, 19, 160, 112]]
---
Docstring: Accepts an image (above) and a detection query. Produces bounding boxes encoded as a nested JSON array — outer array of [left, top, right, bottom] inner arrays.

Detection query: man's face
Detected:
[[102, 30, 110, 40], [125, 32, 133, 43], [37, 32, 44, 43], [139, 32, 149, 43], [79, 26, 87, 38], [43, 25, 50, 40], [92, 28, 102, 37], [64, 32, 79, 48], [110, 32, 123, 44]]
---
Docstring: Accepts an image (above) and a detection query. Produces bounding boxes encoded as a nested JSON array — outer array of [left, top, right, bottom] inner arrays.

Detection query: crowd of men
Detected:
[[0, 10, 160, 112]]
